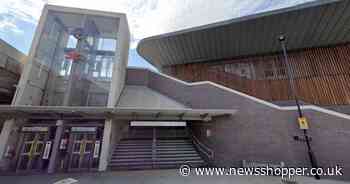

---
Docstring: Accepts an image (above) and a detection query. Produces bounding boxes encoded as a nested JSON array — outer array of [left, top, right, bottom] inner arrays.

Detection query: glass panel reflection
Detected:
[[34, 10, 119, 107]]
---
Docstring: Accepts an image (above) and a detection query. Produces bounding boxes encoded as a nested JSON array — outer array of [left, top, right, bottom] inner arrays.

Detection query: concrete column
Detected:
[[48, 120, 65, 173], [98, 119, 112, 171], [0, 119, 16, 161]]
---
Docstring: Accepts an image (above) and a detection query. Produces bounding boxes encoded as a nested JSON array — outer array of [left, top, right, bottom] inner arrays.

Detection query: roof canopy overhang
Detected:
[[0, 106, 236, 122], [137, 0, 350, 68]]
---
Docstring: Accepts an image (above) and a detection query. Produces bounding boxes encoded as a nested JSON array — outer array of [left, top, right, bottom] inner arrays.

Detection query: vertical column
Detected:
[[0, 119, 24, 171], [0, 119, 16, 162], [98, 119, 112, 171], [47, 120, 64, 173]]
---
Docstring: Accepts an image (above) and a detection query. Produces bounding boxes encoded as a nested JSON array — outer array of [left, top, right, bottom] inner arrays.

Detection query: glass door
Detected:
[[16, 132, 48, 172], [68, 133, 96, 171]]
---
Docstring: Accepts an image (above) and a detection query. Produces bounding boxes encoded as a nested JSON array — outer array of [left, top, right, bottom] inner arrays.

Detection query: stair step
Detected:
[[156, 157, 202, 161], [109, 159, 205, 167], [119, 141, 153, 143], [115, 148, 153, 152], [113, 153, 152, 157], [116, 144, 152, 147], [116, 146, 153, 149], [109, 165, 154, 170], [110, 158, 153, 163], [109, 163, 205, 170], [157, 141, 190, 144], [117, 144, 192, 148], [156, 143, 191, 146], [153, 163, 205, 169], [156, 150, 197, 154], [110, 156, 202, 163], [156, 146, 193, 149], [118, 141, 153, 144], [112, 155, 153, 159], [109, 138, 206, 170], [154, 160, 205, 165], [157, 153, 199, 157], [117, 144, 152, 147], [112, 152, 200, 158], [156, 147, 195, 151], [109, 162, 153, 166], [112, 151, 198, 157]]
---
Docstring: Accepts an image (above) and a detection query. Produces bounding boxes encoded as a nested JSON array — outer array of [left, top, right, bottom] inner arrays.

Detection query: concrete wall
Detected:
[[99, 118, 129, 171], [0, 40, 26, 167], [0, 39, 26, 68], [12, 5, 48, 106], [0, 39, 26, 104], [117, 85, 187, 109], [126, 67, 350, 180], [109, 119, 129, 160], [0, 119, 25, 171], [323, 105, 350, 115], [108, 16, 130, 107]]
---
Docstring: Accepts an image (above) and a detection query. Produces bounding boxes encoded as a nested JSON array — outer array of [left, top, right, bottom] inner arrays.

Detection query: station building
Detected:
[[138, 0, 350, 109], [0, 5, 231, 174], [0, 0, 350, 181], [135, 0, 350, 180]]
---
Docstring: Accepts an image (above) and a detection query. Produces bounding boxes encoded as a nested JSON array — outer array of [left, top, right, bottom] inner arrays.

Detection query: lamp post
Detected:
[[278, 35, 320, 180]]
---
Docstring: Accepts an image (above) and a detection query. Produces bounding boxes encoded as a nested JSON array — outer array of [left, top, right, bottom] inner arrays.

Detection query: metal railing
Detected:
[[189, 130, 214, 161]]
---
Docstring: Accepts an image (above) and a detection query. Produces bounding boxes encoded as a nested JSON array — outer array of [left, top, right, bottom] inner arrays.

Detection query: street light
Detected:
[[278, 35, 320, 180]]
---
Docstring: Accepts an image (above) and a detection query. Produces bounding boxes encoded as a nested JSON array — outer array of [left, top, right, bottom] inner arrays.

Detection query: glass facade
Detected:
[[34, 10, 120, 106]]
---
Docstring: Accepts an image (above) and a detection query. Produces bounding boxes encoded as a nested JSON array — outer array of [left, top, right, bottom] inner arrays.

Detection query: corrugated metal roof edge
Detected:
[[136, 0, 342, 67]]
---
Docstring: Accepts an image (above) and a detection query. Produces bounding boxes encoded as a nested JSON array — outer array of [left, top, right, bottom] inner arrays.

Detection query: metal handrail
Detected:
[[190, 131, 214, 160]]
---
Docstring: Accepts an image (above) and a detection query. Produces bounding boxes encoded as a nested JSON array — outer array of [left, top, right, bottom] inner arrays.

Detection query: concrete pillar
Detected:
[[98, 119, 112, 171], [0, 119, 22, 171], [48, 120, 65, 173], [0, 119, 16, 160]]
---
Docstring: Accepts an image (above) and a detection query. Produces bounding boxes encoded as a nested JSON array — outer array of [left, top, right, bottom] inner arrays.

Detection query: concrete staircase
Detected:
[[109, 139, 206, 170]]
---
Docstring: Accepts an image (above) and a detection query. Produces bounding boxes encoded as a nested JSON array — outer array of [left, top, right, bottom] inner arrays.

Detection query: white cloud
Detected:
[[0, 0, 46, 35], [0, 0, 316, 48], [0, 18, 23, 34], [0, 0, 47, 24]]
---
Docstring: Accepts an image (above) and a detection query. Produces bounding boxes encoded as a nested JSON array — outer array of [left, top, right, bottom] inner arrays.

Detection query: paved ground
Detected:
[[0, 170, 349, 184]]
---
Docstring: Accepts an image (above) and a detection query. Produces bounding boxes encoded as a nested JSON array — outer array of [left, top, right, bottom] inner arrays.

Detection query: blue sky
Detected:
[[0, 0, 315, 69]]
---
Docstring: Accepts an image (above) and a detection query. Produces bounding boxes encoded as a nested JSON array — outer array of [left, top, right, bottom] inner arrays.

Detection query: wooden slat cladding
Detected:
[[162, 43, 350, 105]]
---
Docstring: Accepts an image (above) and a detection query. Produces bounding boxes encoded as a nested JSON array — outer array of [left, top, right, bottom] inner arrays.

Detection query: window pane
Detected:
[[101, 60, 107, 77], [67, 35, 78, 48], [98, 38, 116, 51], [107, 62, 113, 78]]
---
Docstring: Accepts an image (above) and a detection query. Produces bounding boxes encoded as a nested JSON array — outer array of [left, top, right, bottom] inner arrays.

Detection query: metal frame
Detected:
[[0, 105, 236, 121]]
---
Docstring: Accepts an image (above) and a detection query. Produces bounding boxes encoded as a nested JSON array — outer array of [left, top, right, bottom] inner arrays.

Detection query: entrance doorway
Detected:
[[67, 133, 98, 171], [109, 121, 206, 170], [16, 127, 52, 173], [63, 127, 102, 172], [129, 121, 188, 140]]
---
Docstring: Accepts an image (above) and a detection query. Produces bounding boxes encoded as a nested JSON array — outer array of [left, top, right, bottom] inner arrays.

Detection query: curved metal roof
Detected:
[[137, 0, 350, 69]]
